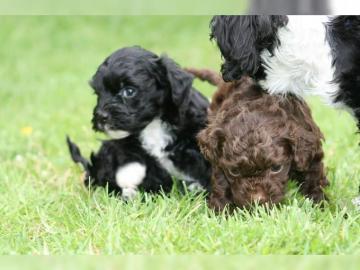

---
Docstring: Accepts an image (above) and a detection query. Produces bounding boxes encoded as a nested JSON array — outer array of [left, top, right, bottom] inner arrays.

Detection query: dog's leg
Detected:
[[167, 139, 211, 190], [208, 167, 233, 212], [115, 162, 147, 200]]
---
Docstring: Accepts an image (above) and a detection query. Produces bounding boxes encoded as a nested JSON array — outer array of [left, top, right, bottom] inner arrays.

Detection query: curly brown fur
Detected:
[[189, 69, 328, 212]]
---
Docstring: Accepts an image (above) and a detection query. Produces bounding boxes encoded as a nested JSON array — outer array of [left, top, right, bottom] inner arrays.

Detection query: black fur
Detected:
[[68, 46, 211, 197], [327, 16, 360, 129], [90, 46, 209, 135], [67, 137, 173, 195], [210, 15, 288, 82]]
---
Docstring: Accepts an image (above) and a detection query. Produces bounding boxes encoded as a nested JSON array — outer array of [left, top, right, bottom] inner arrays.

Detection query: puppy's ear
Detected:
[[288, 127, 324, 172], [210, 15, 288, 81], [197, 125, 224, 163], [159, 55, 193, 106], [158, 55, 194, 121], [286, 120, 328, 203]]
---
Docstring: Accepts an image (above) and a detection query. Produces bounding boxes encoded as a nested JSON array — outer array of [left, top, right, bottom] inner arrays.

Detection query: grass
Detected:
[[1, 16, 360, 255]]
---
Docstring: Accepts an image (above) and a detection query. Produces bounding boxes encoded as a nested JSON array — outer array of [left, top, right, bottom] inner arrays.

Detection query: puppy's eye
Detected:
[[270, 165, 283, 174], [229, 168, 241, 177], [119, 88, 137, 98]]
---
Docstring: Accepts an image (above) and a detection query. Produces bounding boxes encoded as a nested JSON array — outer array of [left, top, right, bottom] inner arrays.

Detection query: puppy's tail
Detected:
[[185, 68, 223, 86], [66, 136, 91, 175]]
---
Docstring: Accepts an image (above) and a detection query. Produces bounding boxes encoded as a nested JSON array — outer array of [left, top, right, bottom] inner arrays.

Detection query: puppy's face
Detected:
[[90, 47, 165, 138], [221, 117, 293, 207], [199, 112, 294, 208], [199, 79, 324, 210], [90, 46, 194, 139]]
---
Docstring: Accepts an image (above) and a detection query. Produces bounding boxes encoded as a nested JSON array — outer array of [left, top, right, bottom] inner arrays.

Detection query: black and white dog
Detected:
[[67, 46, 211, 199], [210, 15, 360, 127]]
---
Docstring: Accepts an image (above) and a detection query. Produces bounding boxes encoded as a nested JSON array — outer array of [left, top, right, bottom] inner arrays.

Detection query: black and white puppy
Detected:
[[68, 46, 211, 199], [210, 16, 360, 127]]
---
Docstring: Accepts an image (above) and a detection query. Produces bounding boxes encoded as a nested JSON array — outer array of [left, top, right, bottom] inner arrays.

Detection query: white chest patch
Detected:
[[105, 125, 130, 140], [139, 118, 197, 184], [115, 162, 146, 200], [260, 16, 340, 106]]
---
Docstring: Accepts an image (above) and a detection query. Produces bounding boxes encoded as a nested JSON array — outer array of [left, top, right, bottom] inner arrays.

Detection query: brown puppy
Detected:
[[187, 68, 329, 211]]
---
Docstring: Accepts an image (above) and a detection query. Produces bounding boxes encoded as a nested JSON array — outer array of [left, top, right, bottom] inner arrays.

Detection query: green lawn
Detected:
[[1, 16, 360, 255]]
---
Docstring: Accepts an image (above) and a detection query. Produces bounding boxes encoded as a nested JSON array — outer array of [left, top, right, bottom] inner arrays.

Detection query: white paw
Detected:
[[352, 196, 360, 210], [115, 162, 146, 196], [121, 188, 138, 201], [187, 182, 204, 192]]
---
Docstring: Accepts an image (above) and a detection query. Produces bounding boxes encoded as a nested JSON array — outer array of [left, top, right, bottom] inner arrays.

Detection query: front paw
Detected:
[[187, 181, 202, 190], [306, 188, 328, 204], [208, 193, 232, 213], [121, 187, 138, 201]]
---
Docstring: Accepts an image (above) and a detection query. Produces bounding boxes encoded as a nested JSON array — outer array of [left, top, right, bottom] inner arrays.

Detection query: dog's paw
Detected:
[[121, 188, 138, 201], [186, 182, 205, 192], [306, 189, 327, 204], [352, 196, 360, 210]]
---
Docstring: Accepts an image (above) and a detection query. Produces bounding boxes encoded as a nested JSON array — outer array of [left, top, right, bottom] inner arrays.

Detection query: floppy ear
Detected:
[[210, 15, 288, 81], [210, 15, 260, 81], [158, 55, 194, 122], [286, 119, 328, 203], [288, 127, 324, 172], [208, 166, 234, 213], [197, 125, 225, 164]]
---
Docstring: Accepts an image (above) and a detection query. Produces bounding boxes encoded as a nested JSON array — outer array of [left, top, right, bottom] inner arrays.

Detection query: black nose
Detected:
[[96, 110, 109, 124]]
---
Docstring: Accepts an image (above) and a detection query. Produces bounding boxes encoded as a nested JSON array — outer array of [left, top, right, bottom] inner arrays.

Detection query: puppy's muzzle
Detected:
[[94, 110, 109, 130]]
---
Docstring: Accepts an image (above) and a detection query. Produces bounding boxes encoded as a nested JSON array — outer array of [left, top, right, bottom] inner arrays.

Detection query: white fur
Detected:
[[187, 182, 204, 192], [105, 125, 130, 139], [115, 162, 146, 200], [139, 118, 202, 188], [260, 16, 340, 106], [352, 196, 360, 210]]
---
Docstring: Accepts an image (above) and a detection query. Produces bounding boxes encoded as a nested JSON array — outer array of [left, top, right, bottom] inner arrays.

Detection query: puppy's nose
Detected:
[[96, 110, 109, 124], [250, 189, 267, 204]]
